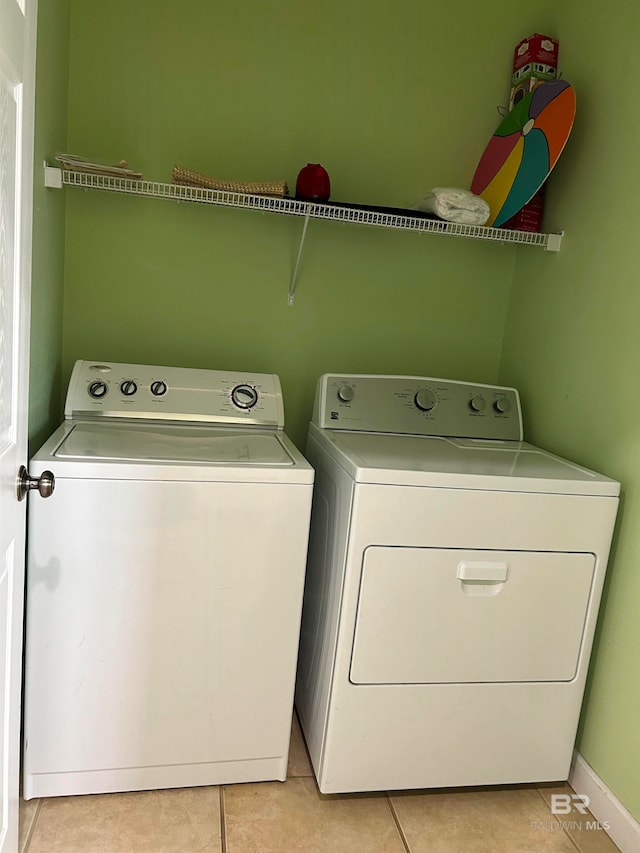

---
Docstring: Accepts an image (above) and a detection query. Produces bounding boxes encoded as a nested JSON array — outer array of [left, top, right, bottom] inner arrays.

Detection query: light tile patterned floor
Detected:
[[19, 714, 619, 853]]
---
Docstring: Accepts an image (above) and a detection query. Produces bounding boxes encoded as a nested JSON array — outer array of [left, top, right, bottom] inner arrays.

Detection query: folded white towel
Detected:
[[416, 187, 490, 225]]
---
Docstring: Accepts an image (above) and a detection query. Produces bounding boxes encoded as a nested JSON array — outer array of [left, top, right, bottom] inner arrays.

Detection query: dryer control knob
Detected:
[[469, 395, 486, 412], [120, 380, 137, 396], [337, 385, 354, 403], [414, 389, 436, 412], [150, 380, 167, 397], [231, 384, 259, 410], [494, 397, 511, 414], [88, 380, 108, 399]]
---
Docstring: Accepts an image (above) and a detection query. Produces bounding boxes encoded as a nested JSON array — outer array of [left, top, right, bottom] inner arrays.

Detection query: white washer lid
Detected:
[[311, 426, 620, 496], [55, 422, 295, 465]]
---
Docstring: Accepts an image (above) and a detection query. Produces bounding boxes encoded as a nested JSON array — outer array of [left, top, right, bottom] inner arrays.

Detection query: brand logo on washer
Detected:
[[330, 412, 339, 420]]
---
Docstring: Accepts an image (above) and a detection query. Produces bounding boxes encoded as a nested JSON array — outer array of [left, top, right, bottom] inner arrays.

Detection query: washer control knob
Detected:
[[150, 380, 167, 397], [88, 380, 108, 399], [469, 395, 486, 412], [231, 384, 259, 410], [337, 385, 354, 403], [414, 389, 436, 412], [120, 380, 137, 396], [494, 397, 511, 414]]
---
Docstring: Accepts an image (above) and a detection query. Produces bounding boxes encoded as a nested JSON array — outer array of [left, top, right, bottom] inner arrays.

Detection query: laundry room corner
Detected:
[[22, 0, 640, 850]]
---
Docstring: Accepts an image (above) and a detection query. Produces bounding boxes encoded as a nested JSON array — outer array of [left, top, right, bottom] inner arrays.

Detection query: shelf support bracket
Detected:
[[288, 209, 311, 306], [44, 162, 62, 188], [545, 231, 563, 252]]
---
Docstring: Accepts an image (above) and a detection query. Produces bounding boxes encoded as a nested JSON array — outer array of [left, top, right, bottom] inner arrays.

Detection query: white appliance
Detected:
[[295, 374, 620, 794], [23, 360, 314, 799]]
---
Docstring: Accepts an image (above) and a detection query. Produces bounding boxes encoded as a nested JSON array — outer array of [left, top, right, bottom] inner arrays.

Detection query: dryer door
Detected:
[[349, 546, 595, 684]]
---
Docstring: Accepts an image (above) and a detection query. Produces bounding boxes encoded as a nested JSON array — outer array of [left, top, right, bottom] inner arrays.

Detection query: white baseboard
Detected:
[[569, 752, 640, 852]]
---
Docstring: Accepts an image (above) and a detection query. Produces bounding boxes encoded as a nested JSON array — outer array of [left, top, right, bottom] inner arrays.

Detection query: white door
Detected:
[[0, 0, 37, 850]]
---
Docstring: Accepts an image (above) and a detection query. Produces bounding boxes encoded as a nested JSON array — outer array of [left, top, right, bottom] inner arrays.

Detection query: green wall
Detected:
[[29, 0, 70, 452], [499, 2, 640, 822], [59, 0, 540, 448]]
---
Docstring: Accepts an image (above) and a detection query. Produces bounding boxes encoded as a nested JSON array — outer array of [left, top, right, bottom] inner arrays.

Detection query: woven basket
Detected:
[[172, 165, 289, 197]]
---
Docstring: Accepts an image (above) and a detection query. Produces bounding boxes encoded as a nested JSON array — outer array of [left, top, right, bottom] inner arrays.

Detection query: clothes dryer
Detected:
[[24, 360, 314, 799], [296, 374, 619, 793]]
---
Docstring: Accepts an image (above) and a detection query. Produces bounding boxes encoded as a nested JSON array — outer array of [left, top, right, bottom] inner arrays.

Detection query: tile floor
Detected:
[[19, 714, 620, 852]]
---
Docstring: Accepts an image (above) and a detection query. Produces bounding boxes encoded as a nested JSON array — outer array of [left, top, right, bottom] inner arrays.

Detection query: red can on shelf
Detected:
[[295, 164, 331, 201]]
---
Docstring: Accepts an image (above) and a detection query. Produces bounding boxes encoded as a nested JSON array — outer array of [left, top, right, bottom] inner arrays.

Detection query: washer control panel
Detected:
[[314, 374, 522, 440], [64, 360, 285, 427]]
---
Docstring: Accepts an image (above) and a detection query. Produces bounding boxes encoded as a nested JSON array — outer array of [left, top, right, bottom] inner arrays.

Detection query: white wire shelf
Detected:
[[44, 165, 563, 304]]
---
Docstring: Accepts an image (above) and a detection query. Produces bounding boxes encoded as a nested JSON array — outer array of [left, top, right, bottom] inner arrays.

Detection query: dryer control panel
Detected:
[[65, 360, 285, 427], [313, 374, 522, 440]]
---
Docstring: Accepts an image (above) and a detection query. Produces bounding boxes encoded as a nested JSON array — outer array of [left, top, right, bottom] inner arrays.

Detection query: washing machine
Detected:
[[295, 374, 620, 794], [23, 360, 314, 799]]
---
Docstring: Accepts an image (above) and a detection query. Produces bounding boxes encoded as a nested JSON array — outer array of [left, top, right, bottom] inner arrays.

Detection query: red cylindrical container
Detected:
[[295, 164, 330, 201]]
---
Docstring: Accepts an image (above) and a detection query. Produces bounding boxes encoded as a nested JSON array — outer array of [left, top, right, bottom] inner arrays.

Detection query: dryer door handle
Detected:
[[457, 561, 509, 583]]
